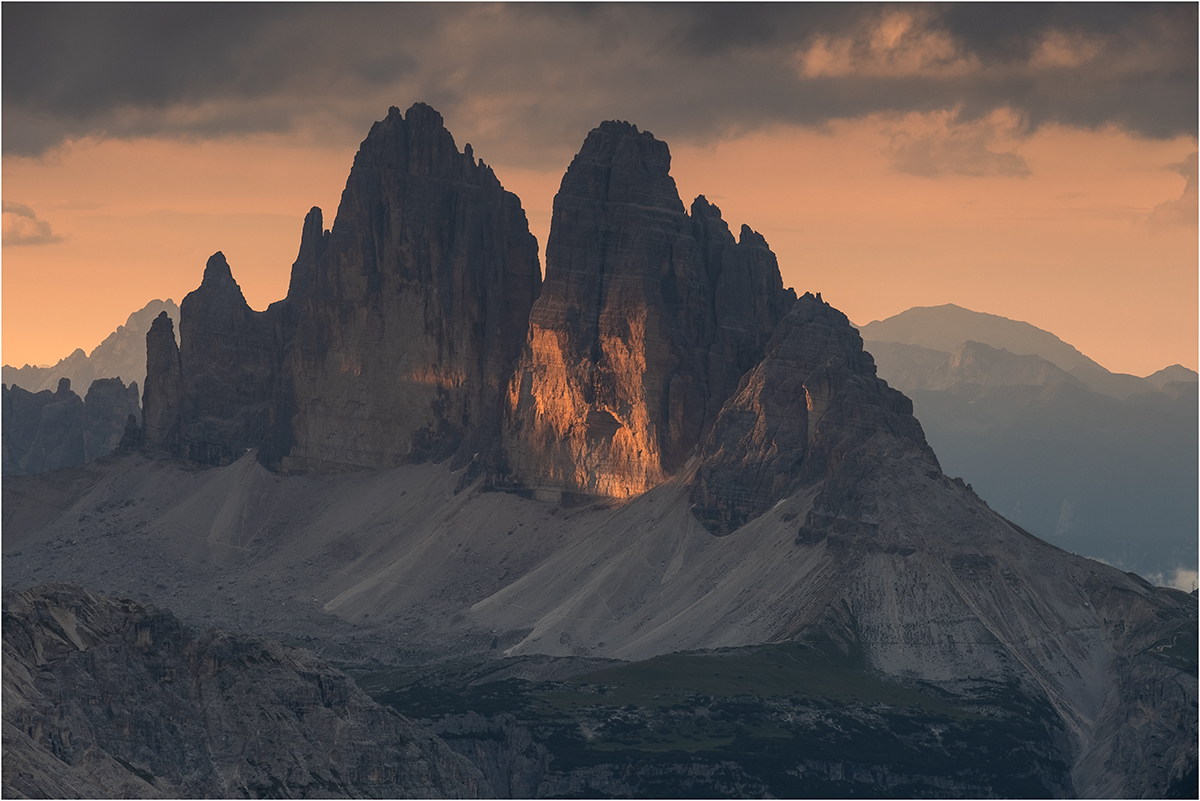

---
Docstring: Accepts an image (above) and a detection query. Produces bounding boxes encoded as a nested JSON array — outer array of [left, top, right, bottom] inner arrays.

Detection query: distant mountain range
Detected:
[[2, 299, 179, 395], [859, 304, 1197, 583]]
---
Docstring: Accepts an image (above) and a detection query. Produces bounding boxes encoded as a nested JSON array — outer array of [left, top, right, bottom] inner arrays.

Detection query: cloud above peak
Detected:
[[2, 4, 1194, 165]]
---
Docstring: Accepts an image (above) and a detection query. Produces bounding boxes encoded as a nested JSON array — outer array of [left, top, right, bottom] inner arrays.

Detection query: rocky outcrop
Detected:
[[500, 122, 794, 498], [146, 109, 794, 487], [4, 380, 77, 475], [2, 299, 179, 394], [690, 293, 935, 534], [270, 104, 541, 472], [2, 583, 492, 799], [82, 378, 141, 460], [141, 105, 541, 473], [178, 253, 278, 466], [3, 377, 141, 476], [141, 312, 183, 454]]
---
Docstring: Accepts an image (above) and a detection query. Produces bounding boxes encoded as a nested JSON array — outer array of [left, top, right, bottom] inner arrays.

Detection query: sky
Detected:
[[3, 3, 1196, 376]]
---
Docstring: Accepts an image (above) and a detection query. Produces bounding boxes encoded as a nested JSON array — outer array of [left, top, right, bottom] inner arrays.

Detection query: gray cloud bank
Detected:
[[4, 3, 1195, 166]]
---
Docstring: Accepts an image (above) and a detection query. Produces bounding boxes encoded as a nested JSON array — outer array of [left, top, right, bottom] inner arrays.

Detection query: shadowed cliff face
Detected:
[[500, 122, 795, 498], [691, 293, 937, 534], [142, 312, 182, 454], [178, 254, 278, 466], [143, 104, 543, 473], [273, 104, 542, 472], [2, 376, 140, 475]]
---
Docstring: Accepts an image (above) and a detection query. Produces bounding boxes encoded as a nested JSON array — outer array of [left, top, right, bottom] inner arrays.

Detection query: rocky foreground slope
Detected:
[[4, 104, 1196, 797], [2, 583, 490, 799]]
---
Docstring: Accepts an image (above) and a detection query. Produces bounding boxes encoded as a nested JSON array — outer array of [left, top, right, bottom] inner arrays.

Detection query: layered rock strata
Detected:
[[500, 122, 794, 498], [2, 583, 491, 799]]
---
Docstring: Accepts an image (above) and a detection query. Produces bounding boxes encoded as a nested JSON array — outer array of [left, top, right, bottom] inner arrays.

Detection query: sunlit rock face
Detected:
[[500, 122, 794, 498], [691, 293, 937, 534], [271, 104, 541, 471]]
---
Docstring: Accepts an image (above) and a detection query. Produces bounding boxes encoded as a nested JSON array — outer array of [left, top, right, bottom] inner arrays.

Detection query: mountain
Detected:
[[1147, 363, 1200, 398], [2, 583, 490, 798], [4, 105, 1195, 797], [500, 123, 794, 498], [858, 303, 1160, 400], [2, 376, 140, 476], [862, 317, 1198, 582], [2, 299, 179, 395]]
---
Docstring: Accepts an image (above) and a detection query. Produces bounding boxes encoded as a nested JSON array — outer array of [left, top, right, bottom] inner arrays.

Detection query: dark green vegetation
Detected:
[[348, 642, 1071, 798]]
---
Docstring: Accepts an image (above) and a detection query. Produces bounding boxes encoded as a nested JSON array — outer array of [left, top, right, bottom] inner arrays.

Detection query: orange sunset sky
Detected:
[[3, 4, 1196, 377]]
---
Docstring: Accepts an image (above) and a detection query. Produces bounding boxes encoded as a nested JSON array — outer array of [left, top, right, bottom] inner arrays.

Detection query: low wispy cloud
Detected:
[[1148, 151, 1198, 228], [2, 201, 64, 246], [1145, 566, 1199, 592], [884, 109, 1031, 178]]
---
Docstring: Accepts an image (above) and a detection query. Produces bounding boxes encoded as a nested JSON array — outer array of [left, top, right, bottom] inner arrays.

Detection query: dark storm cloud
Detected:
[[4, 3, 1195, 163]]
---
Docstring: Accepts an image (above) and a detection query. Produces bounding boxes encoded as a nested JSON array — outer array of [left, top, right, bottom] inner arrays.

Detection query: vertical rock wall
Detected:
[[500, 122, 794, 498], [690, 293, 937, 533], [142, 312, 183, 454], [273, 104, 542, 471], [177, 253, 278, 466]]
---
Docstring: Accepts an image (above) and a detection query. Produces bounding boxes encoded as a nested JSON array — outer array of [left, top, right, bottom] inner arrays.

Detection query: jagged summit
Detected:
[[557, 119, 683, 212], [500, 119, 795, 499], [348, 102, 498, 187], [140, 103, 542, 471], [198, 250, 238, 291]]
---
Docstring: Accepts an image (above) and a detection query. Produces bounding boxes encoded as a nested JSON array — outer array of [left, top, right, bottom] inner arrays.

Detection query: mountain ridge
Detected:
[[858, 302, 1181, 399], [4, 104, 1195, 797], [2, 299, 179, 395]]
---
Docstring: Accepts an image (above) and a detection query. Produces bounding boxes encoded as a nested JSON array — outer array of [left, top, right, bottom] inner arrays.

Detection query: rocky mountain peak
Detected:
[[500, 121, 796, 499], [691, 292, 935, 534], [557, 119, 683, 212], [142, 311, 182, 454], [348, 101, 488, 186], [199, 251, 238, 291], [285, 206, 328, 303], [738, 224, 769, 248]]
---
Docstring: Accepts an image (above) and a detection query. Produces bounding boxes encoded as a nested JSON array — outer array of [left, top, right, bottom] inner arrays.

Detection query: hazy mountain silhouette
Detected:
[[862, 311, 1198, 583], [859, 303, 1160, 400], [2, 299, 178, 394]]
